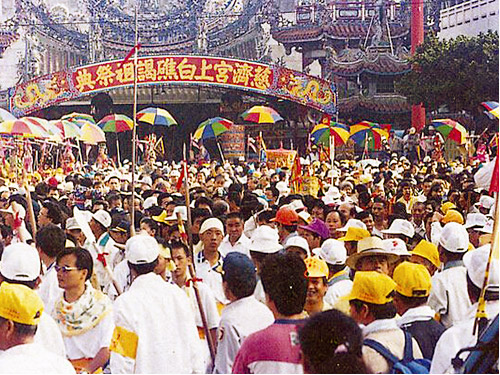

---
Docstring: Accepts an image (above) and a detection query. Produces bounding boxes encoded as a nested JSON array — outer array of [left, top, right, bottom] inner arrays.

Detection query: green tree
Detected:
[[396, 31, 499, 113]]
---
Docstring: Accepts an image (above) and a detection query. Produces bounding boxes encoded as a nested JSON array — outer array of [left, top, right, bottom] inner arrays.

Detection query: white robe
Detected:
[[110, 273, 204, 374], [0, 343, 75, 374], [35, 312, 66, 358], [37, 263, 63, 316]]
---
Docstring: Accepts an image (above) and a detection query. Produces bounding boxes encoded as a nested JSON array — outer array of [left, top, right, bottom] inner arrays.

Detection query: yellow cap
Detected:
[[158, 244, 171, 259], [0, 282, 43, 325], [338, 227, 371, 242], [393, 262, 432, 298], [411, 240, 440, 268], [304, 256, 329, 278], [440, 202, 456, 215], [441, 209, 464, 225], [346, 271, 396, 305]]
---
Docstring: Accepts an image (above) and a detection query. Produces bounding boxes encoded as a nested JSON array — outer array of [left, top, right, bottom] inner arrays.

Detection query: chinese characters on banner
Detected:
[[9, 55, 337, 117]]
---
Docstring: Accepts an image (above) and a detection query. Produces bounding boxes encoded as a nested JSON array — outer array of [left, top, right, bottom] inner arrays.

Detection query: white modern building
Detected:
[[438, 0, 499, 39]]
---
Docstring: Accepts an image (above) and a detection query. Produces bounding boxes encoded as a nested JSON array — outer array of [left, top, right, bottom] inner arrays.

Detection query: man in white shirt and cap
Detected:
[[430, 244, 499, 373], [0, 243, 66, 358], [464, 213, 487, 248], [218, 212, 251, 257], [427, 222, 472, 329], [170, 240, 220, 371], [0, 282, 75, 373], [110, 235, 203, 373], [316, 239, 353, 307], [214, 252, 274, 374], [195, 217, 228, 306]]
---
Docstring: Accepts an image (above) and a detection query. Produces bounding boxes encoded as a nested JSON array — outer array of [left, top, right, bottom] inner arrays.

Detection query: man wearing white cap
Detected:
[[428, 222, 472, 329], [381, 219, 415, 246], [464, 213, 487, 248], [0, 201, 31, 243], [0, 243, 65, 357], [195, 217, 228, 306], [431, 244, 499, 373], [110, 235, 203, 373], [316, 239, 352, 307], [87, 209, 120, 291]]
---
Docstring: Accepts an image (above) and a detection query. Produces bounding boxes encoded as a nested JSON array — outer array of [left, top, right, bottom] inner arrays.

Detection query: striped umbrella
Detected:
[[241, 106, 283, 124], [310, 122, 350, 147], [50, 120, 82, 139], [193, 117, 233, 141], [97, 114, 134, 133], [80, 123, 106, 144], [61, 112, 96, 126], [0, 119, 48, 138], [137, 107, 178, 127], [481, 101, 499, 119], [431, 119, 467, 144], [349, 121, 389, 151]]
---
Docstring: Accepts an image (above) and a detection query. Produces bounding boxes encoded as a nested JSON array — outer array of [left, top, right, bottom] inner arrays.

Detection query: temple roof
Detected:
[[272, 22, 409, 44], [328, 50, 411, 76], [0, 31, 20, 55], [339, 95, 410, 114]]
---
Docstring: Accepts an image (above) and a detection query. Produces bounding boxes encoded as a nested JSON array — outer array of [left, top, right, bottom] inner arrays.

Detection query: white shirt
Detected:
[[110, 273, 204, 374], [396, 305, 436, 327], [214, 296, 274, 374], [37, 262, 63, 316], [324, 270, 353, 307], [253, 278, 266, 304], [35, 312, 66, 358], [86, 232, 121, 291], [194, 251, 228, 305], [219, 234, 251, 257], [430, 300, 499, 374], [63, 312, 114, 360], [0, 343, 75, 374], [428, 261, 472, 329], [106, 259, 131, 300]]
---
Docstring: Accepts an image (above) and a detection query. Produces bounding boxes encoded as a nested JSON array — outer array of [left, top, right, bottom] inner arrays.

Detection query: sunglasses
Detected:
[[55, 265, 80, 273]]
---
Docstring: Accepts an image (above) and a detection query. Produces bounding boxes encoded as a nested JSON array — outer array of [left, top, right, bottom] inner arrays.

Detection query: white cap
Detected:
[[297, 210, 312, 224], [288, 199, 305, 212], [317, 239, 346, 265], [143, 196, 158, 210], [0, 243, 41, 281], [92, 209, 111, 229], [284, 236, 310, 257], [139, 176, 153, 186], [382, 238, 411, 257], [199, 218, 224, 235], [248, 225, 282, 254], [464, 213, 487, 230], [170, 170, 181, 178], [275, 181, 289, 195], [439, 222, 469, 253], [478, 220, 493, 234], [478, 195, 495, 210], [167, 206, 188, 221], [463, 244, 499, 292], [0, 203, 26, 220], [337, 219, 367, 232], [382, 219, 415, 238], [126, 235, 159, 264], [66, 217, 81, 231]]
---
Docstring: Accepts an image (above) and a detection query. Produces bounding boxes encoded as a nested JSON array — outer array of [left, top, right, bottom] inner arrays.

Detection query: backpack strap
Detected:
[[403, 330, 415, 361], [364, 339, 400, 365]]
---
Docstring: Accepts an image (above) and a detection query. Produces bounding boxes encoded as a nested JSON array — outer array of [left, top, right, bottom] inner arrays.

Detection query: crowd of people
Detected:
[[0, 145, 497, 374]]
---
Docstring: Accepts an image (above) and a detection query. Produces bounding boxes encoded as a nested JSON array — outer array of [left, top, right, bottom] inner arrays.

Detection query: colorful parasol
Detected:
[[61, 112, 96, 126], [481, 102, 499, 119], [137, 107, 178, 127], [193, 117, 233, 141], [50, 120, 82, 139], [431, 119, 467, 144], [349, 121, 389, 150], [0, 108, 16, 122], [80, 123, 106, 144], [310, 122, 350, 147], [0, 119, 48, 138], [241, 106, 283, 124], [97, 114, 134, 133]]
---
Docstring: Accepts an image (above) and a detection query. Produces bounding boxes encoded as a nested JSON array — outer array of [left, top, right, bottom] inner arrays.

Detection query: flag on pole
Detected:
[[259, 133, 267, 163], [290, 155, 302, 193], [489, 153, 499, 195], [118, 43, 142, 68], [176, 162, 185, 191]]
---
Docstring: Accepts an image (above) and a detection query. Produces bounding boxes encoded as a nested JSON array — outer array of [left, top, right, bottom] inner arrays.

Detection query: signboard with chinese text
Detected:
[[9, 55, 336, 117]]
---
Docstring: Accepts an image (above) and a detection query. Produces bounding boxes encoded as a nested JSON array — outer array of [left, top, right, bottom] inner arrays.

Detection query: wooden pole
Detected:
[[130, 3, 139, 237]]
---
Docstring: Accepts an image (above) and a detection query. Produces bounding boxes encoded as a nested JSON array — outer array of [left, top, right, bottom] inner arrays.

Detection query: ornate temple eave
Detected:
[[0, 31, 20, 54], [329, 55, 411, 77], [339, 94, 410, 114], [101, 38, 196, 54], [272, 22, 409, 44]]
